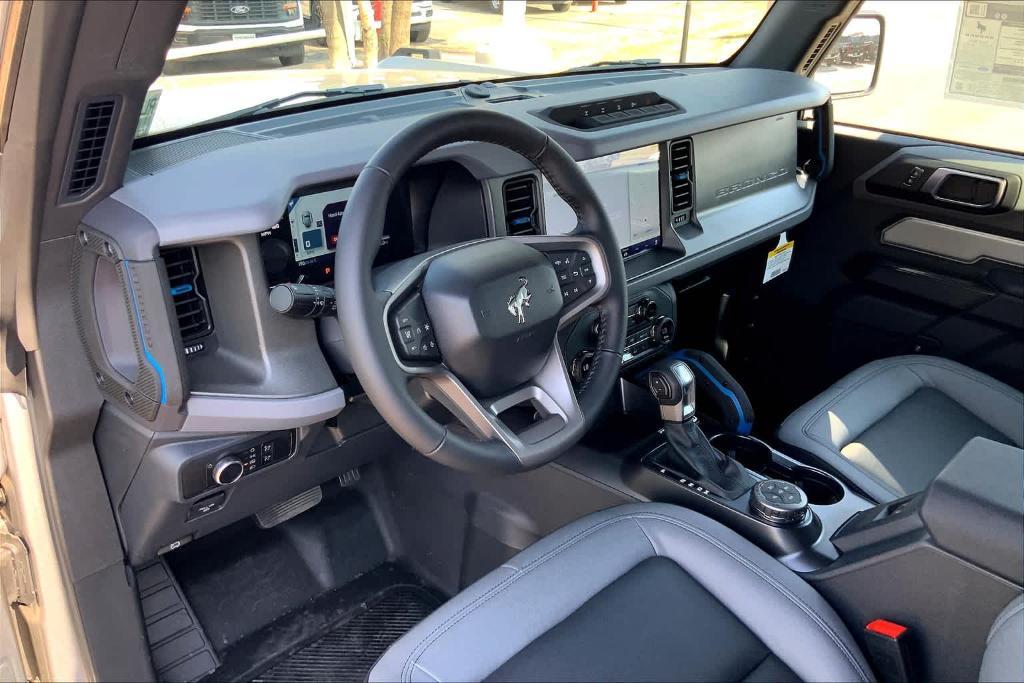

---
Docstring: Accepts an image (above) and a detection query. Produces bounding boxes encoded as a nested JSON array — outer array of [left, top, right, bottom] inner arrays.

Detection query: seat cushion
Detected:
[[980, 595, 1024, 683], [778, 356, 1023, 502], [369, 503, 873, 683]]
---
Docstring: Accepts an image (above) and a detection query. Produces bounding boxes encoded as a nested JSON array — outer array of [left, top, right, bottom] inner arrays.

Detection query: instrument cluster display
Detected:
[[260, 181, 414, 286]]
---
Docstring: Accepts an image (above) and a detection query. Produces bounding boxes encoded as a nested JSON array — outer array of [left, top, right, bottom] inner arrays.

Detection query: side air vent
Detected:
[[161, 247, 214, 354], [668, 138, 694, 226], [799, 21, 841, 75], [62, 98, 119, 201], [502, 175, 540, 236]]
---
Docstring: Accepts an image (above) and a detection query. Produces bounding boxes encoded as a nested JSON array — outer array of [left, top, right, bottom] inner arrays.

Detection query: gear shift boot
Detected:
[[648, 359, 755, 500], [663, 418, 755, 499]]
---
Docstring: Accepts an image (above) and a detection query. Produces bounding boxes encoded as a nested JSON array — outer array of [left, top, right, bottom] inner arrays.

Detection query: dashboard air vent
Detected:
[[668, 138, 694, 225], [161, 247, 214, 353], [62, 98, 118, 201], [799, 21, 841, 75], [502, 175, 540, 236]]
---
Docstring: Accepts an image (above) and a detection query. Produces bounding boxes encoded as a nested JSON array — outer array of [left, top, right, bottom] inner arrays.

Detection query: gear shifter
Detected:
[[648, 359, 755, 499]]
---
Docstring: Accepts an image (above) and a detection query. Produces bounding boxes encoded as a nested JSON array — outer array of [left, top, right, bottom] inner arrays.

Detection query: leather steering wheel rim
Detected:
[[336, 109, 626, 472]]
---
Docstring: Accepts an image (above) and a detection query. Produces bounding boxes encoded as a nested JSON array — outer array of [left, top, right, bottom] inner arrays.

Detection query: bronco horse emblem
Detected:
[[507, 276, 531, 324]]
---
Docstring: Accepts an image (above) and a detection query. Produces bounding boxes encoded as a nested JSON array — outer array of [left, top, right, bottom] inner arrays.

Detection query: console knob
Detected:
[[750, 479, 809, 525], [654, 317, 676, 345], [212, 457, 244, 486], [644, 299, 658, 320], [632, 299, 651, 324]]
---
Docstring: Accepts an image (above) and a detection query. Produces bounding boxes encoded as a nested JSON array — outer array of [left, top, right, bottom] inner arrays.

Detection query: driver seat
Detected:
[[369, 503, 873, 682]]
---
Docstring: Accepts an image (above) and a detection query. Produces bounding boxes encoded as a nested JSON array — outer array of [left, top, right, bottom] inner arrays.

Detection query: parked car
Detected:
[[489, 0, 573, 11], [173, 0, 308, 67], [485, 0, 626, 12]]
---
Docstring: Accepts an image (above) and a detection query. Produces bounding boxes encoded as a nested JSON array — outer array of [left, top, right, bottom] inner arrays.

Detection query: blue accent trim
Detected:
[[511, 216, 532, 226], [125, 263, 167, 404], [674, 351, 751, 435], [169, 283, 193, 296]]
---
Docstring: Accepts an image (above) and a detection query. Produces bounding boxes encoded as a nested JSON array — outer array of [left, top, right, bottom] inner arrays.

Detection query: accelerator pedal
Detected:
[[255, 485, 323, 529]]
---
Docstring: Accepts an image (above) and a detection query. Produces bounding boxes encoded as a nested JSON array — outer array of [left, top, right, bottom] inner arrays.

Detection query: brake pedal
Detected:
[[255, 486, 323, 529]]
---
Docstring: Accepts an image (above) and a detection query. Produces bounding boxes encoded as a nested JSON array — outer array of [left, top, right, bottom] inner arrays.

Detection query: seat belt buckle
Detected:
[[864, 619, 913, 683]]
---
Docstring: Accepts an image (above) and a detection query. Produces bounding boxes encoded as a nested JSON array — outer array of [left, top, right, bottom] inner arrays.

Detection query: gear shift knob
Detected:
[[647, 360, 697, 422]]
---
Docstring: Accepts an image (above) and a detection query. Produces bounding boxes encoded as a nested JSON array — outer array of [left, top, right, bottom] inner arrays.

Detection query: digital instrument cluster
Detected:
[[259, 181, 414, 286]]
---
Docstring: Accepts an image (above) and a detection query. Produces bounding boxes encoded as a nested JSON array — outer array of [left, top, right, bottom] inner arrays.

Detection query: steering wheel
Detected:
[[336, 109, 626, 473]]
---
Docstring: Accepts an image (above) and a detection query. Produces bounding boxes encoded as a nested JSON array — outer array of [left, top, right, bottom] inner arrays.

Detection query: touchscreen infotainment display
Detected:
[[542, 144, 661, 259]]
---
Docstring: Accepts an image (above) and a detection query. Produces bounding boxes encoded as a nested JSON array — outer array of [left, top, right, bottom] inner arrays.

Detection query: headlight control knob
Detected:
[[212, 457, 244, 486], [750, 479, 809, 525]]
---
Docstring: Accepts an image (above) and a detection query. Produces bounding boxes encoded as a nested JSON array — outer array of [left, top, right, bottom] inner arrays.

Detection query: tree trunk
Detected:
[[390, 0, 412, 55], [378, 0, 393, 59], [356, 0, 378, 68], [318, 0, 351, 69]]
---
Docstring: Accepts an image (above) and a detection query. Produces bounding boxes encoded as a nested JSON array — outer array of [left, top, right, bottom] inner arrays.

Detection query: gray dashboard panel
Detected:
[[113, 68, 828, 246]]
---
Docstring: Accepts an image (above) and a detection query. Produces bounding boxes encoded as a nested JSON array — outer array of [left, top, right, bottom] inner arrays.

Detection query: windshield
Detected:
[[138, 0, 773, 139]]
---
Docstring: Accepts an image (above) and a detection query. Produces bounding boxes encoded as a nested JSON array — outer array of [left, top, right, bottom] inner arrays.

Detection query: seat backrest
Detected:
[[979, 594, 1023, 682]]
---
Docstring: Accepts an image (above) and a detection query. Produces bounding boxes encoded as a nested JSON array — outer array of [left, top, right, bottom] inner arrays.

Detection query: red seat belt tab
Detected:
[[864, 619, 913, 683]]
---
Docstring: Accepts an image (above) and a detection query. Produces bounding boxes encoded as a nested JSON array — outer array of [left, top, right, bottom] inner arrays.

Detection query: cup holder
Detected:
[[710, 433, 844, 505]]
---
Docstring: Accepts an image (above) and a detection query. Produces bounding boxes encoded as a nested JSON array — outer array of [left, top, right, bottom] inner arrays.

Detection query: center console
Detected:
[[626, 357, 869, 572]]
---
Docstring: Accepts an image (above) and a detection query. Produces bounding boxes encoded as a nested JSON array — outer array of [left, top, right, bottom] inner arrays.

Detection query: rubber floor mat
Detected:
[[251, 586, 439, 682]]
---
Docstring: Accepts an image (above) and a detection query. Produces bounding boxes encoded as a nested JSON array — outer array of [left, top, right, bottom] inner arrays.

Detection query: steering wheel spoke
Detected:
[[413, 342, 583, 466]]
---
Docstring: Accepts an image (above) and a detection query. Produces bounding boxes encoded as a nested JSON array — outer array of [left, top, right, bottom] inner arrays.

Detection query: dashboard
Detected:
[[259, 143, 667, 287], [75, 66, 831, 564]]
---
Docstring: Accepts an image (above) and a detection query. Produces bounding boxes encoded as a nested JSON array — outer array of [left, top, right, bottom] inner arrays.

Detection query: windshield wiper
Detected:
[[197, 84, 388, 127], [569, 58, 663, 72]]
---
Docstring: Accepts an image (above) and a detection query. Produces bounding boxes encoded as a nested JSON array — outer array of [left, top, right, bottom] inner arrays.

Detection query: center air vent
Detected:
[[668, 138, 694, 226], [161, 247, 213, 354], [62, 98, 119, 202], [502, 175, 540, 236]]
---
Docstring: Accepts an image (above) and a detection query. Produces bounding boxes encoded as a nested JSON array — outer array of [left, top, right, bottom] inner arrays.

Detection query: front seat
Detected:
[[369, 503, 874, 682], [778, 355, 1024, 503]]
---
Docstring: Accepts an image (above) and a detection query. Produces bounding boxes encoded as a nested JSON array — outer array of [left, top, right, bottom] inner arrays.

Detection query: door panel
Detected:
[[742, 125, 1023, 426]]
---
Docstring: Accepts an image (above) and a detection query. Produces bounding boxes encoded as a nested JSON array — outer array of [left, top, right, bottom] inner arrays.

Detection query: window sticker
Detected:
[[946, 1, 1024, 107]]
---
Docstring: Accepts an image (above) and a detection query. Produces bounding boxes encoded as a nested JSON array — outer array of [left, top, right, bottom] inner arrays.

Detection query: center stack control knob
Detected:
[[749, 479, 809, 525]]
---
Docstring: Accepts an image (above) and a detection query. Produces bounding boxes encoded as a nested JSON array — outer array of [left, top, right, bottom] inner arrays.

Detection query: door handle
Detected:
[[921, 168, 1007, 209]]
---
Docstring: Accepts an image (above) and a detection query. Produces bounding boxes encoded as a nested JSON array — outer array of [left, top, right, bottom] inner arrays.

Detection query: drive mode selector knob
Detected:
[[212, 457, 244, 486], [750, 479, 809, 525]]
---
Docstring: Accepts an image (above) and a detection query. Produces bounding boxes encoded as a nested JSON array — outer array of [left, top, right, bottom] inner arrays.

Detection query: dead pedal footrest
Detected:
[[137, 558, 220, 682]]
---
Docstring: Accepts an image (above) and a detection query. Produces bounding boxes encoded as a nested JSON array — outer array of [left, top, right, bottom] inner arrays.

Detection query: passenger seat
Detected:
[[778, 356, 1024, 503]]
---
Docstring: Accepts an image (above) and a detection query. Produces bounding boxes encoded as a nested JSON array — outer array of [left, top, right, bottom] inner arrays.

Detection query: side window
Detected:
[[813, 0, 1023, 153]]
